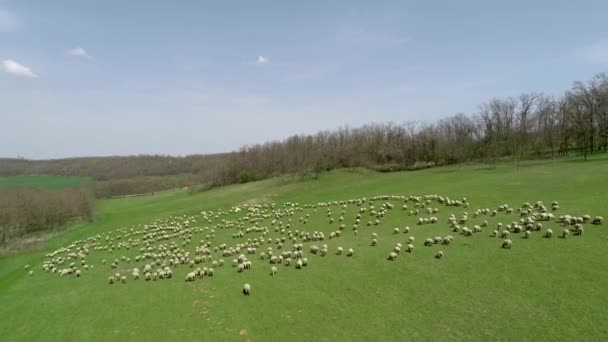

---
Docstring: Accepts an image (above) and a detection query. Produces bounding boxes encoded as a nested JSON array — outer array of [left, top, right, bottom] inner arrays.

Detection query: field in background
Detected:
[[1, 156, 607, 341], [0, 175, 91, 190]]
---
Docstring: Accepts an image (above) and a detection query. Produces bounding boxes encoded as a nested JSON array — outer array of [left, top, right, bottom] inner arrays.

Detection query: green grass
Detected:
[[1, 156, 608, 341], [0, 175, 91, 190]]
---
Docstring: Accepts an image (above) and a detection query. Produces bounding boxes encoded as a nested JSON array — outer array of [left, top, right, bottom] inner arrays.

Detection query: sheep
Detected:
[[502, 239, 512, 249], [108, 276, 115, 284], [336, 247, 343, 255], [370, 238, 377, 246], [523, 230, 531, 239], [424, 238, 434, 246], [296, 259, 303, 269], [394, 246, 401, 254], [271, 266, 277, 276], [145, 272, 152, 281], [406, 243, 415, 253], [545, 229, 553, 238], [185, 272, 196, 282], [501, 230, 510, 238], [120, 276, 127, 284], [243, 283, 251, 296], [592, 216, 604, 225], [207, 268, 214, 276], [562, 229, 570, 239], [28, 270, 34, 277], [408, 236, 415, 243], [393, 227, 400, 234], [492, 230, 499, 237], [302, 257, 308, 266], [346, 248, 354, 257], [435, 251, 444, 259], [387, 252, 398, 261], [574, 225, 584, 236], [403, 226, 410, 233]]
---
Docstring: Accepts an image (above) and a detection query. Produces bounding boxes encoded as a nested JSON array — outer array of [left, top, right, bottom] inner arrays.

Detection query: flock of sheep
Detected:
[[28, 195, 603, 297]]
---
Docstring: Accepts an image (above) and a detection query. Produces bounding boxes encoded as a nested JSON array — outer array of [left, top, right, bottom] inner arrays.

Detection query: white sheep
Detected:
[[296, 259, 303, 269], [185, 272, 196, 282], [435, 251, 444, 259], [502, 239, 512, 249], [271, 266, 277, 276], [406, 244, 415, 253], [524, 230, 531, 239], [424, 238, 434, 246], [387, 252, 398, 261], [562, 229, 570, 238], [346, 248, 354, 257], [243, 283, 251, 296], [336, 247, 343, 255], [545, 229, 553, 238]]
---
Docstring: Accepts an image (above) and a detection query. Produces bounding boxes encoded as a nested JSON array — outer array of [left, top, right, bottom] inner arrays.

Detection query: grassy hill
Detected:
[[1, 156, 607, 341]]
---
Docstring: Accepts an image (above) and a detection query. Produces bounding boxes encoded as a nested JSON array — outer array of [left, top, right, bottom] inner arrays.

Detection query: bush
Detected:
[[239, 170, 251, 184]]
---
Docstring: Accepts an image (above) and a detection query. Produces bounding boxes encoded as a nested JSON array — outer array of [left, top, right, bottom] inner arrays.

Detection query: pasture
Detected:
[[1, 156, 608, 341]]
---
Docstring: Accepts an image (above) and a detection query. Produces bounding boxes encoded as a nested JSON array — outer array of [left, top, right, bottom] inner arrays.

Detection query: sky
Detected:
[[1, 0, 607, 159]]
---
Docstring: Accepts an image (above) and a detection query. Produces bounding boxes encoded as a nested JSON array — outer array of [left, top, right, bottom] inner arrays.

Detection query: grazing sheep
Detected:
[[371, 238, 377, 246], [545, 229, 553, 238], [524, 230, 531, 239], [346, 248, 354, 257], [424, 238, 434, 246], [562, 229, 570, 239], [108, 276, 115, 284], [408, 236, 415, 243], [406, 244, 415, 253], [243, 283, 251, 296], [120, 276, 127, 284], [393, 227, 400, 234], [185, 272, 196, 282], [394, 246, 401, 254], [501, 230, 510, 238], [387, 252, 398, 261], [435, 251, 444, 259], [336, 247, 343, 255], [502, 239, 512, 249], [492, 230, 499, 237], [145, 272, 152, 281], [592, 216, 604, 225], [574, 225, 584, 236], [296, 259, 303, 269]]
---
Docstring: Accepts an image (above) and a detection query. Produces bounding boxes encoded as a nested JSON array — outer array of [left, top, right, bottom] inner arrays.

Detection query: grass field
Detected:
[[0, 175, 91, 190], [1, 156, 607, 341]]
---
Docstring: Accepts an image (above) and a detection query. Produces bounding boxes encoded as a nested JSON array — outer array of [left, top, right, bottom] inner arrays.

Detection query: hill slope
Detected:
[[1, 157, 607, 341]]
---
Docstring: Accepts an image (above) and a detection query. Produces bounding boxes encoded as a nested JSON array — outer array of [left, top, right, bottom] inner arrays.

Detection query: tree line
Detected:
[[1, 72, 606, 189], [0, 187, 95, 243]]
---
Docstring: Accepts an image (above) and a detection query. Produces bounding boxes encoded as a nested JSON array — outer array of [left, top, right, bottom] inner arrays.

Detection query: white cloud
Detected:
[[68, 47, 92, 58], [256, 55, 269, 65], [2, 59, 38, 78], [578, 40, 608, 64], [0, 7, 20, 32]]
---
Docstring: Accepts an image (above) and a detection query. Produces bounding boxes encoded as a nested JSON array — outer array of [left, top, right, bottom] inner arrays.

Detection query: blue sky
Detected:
[[1, 0, 607, 159]]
